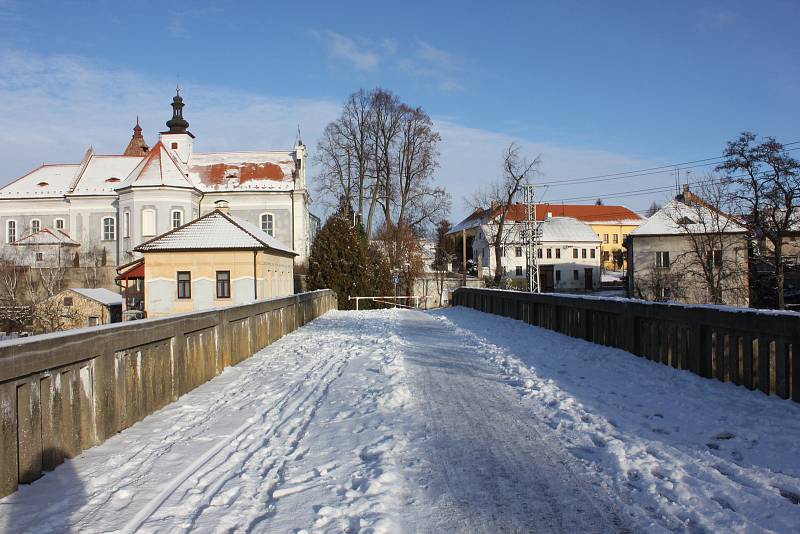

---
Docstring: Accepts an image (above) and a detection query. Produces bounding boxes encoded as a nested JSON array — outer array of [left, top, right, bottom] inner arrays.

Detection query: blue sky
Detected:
[[0, 0, 798, 221]]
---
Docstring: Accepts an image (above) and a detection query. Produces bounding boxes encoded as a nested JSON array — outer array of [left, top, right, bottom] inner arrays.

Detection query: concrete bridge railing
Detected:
[[453, 287, 799, 403], [0, 289, 337, 498]]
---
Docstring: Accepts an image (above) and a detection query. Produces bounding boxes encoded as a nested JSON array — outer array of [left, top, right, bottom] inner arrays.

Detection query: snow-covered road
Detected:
[[2, 307, 799, 533]]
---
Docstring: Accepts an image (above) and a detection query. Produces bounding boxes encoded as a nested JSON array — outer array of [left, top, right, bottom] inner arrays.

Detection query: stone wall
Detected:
[[0, 289, 336, 498]]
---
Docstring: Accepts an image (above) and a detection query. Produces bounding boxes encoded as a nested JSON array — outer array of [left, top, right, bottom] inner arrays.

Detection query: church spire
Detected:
[[124, 116, 150, 156], [165, 87, 189, 133]]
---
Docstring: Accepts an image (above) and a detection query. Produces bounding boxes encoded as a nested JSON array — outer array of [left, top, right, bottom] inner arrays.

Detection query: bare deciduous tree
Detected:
[[315, 88, 450, 242], [666, 182, 749, 305], [717, 132, 800, 309], [471, 143, 540, 284]]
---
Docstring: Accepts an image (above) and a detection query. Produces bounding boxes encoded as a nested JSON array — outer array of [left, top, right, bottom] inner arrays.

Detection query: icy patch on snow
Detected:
[[431, 306, 800, 532]]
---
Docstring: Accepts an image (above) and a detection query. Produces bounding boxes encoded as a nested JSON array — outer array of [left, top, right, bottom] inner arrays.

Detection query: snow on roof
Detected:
[[11, 228, 80, 246], [187, 151, 297, 192], [632, 199, 746, 236], [0, 164, 80, 198], [70, 155, 143, 195], [117, 141, 194, 190], [540, 216, 601, 243], [449, 203, 643, 234], [135, 210, 295, 254], [69, 287, 123, 306]]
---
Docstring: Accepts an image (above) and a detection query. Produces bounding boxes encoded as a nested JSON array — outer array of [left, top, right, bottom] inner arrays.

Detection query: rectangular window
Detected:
[[55, 218, 65, 230], [546, 248, 552, 259], [555, 248, 561, 259], [88, 317, 100, 327], [573, 248, 578, 259], [216, 271, 231, 299], [142, 209, 156, 237], [123, 212, 130, 238], [573, 270, 579, 281], [31, 220, 40, 233], [603, 234, 609, 243], [35, 252, 43, 262], [537, 248, 543, 259], [177, 271, 191, 299], [6, 220, 16, 243], [590, 248, 596, 259], [515, 246, 523, 257], [63, 296, 73, 307], [102, 217, 116, 241], [613, 234, 619, 244], [622, 233, 628, 242], [172, 210, 183, 229], [582, 248, 587, 259], [655, 251, 670, 269], [171, 142, 178, 149], [708, 249, 723, 268], [515, 266, 523, 276]]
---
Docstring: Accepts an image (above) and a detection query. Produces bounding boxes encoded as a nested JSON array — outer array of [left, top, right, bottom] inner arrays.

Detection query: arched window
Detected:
[[54, 218, 65, 231], [6, 220, 16, 243], [30, 219, 41, 233], [102, 217, 116, 241], [171, 209, 183, 229], [260, 213, 274, 236], [142, 209, 156, 236]]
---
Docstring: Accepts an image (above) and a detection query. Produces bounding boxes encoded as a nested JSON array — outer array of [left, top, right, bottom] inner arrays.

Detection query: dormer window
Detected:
[[37, 181, 49, 188], [105, 177, 121, 184]]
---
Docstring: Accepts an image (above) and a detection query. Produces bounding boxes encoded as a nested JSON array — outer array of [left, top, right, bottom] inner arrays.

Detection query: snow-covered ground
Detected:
[[2, 307, 799, 533]]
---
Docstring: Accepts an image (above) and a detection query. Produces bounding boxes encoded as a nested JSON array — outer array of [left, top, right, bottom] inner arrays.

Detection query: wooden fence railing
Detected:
[[453, 288, 799, 403], [0, 289, 337, 498]]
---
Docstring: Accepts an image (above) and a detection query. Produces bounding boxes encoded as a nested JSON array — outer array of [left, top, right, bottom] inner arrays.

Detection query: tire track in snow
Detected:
[[125, 329, 360, 532]]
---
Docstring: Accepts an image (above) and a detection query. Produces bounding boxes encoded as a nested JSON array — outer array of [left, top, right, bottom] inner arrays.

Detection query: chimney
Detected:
[[214, 199, 230, 214]]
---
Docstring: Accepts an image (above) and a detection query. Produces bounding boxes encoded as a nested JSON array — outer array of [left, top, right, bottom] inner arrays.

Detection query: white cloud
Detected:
[[321, 31, 380, 71], [398, 40, 464, 92], [0, 50, 665, 223]]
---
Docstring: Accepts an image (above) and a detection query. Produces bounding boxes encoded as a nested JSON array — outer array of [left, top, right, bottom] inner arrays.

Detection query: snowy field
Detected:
[[1, 307, 799, 533]]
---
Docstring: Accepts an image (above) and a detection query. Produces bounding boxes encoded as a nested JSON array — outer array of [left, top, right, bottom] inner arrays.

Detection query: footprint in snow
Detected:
[[713, 431, 735, 440], [775, 486, 800, 505]]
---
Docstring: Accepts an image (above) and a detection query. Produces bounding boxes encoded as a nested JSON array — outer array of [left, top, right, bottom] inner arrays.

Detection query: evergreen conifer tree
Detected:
[[307, 200, 391, 309]]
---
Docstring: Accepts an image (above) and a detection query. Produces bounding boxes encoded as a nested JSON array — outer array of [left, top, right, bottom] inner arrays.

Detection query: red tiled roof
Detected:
[[503, 204, 643, 223]]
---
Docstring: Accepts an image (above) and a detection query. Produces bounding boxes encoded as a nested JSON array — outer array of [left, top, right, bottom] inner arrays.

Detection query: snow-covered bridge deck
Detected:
[[2, 308, 799, 532]]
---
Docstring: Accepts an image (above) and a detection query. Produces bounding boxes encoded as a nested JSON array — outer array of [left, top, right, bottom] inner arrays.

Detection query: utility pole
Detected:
[[521, 182, 541, 293], [461, 228, 467, 287]]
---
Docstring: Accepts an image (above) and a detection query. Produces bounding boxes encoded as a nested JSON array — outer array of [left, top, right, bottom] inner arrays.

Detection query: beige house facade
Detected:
[[136, 207, 295, 318], [46, 287, 122, 331]]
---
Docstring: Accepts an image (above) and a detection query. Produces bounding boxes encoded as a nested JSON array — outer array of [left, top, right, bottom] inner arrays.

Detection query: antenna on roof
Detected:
[[296, 124, 303, 146]]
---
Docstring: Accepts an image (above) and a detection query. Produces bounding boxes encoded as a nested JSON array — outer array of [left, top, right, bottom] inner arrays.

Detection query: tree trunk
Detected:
[[775, 242, 785, 309]]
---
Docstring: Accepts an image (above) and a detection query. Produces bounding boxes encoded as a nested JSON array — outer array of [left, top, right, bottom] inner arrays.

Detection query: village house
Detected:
[[627, 194, 749, 306], [449, 208, 602, 291], [0, 91, 317, 274], [46, 287, 122, 331], [449, 203, 641, 276], [133, 203, 295, 318]]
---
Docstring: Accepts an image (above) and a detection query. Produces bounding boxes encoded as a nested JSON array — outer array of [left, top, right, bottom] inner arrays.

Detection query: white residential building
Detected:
[[453, 212, 602, 291], [0, 91, 317, 269]]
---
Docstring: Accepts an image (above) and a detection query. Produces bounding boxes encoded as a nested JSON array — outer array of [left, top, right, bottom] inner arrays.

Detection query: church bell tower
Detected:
[[159, 87, 194, 164]]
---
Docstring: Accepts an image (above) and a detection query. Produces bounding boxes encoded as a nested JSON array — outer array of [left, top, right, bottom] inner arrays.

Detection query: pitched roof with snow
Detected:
[[70, 154, 143, 195], [69, 288, 123, 306], [117, 141, 194, 190], [187, 151, 297, 192], [632, 199, 746, 236], [0, 164, 80, 198], [449, 203, 643, 234], [540, 217, 601, 243], [11, 228, 80, 246], [135, 209, 295, 254]]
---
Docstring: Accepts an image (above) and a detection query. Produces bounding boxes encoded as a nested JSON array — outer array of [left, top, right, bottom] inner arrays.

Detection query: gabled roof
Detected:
[[187, 151, 297, 192], [135, 209, 295, 254], [632, 199, 746, 236], [540, 217, 601, 243], [68, 288, 123, 307], [449, 203, 643, 234], [11, 228, 80, 246], [0, 164, 80, 198], [69, 154, 143, 195], [117, 141, 195, 190]]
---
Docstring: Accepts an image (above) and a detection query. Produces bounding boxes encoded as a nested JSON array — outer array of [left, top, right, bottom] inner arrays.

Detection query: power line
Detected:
[[537, 142, 800, 188]]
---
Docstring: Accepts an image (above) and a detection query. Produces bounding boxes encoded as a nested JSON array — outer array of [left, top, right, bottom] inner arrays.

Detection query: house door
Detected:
[[540, 265, 555, 291], [584, 268, 593, 290]]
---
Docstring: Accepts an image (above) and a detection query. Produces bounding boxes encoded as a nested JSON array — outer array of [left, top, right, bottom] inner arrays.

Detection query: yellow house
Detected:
[[135, 206, 296, 318], [43, 287, 122, 332]]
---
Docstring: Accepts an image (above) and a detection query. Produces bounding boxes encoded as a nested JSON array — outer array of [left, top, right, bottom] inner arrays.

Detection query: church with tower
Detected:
[[0, 91, 317, 270]]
